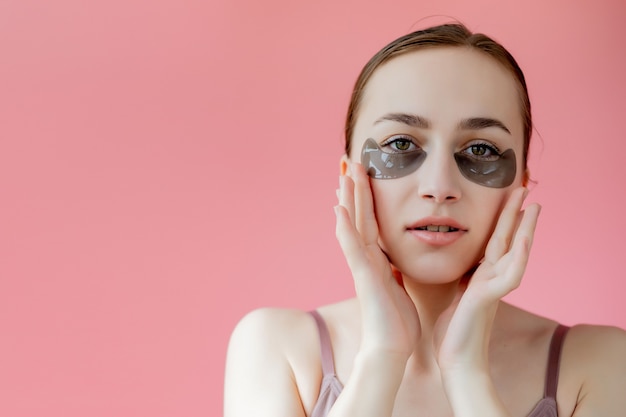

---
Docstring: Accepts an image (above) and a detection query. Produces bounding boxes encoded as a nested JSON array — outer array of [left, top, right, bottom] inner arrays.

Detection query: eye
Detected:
[[380, 136, 418, 153], [462, 142, 501, 161]]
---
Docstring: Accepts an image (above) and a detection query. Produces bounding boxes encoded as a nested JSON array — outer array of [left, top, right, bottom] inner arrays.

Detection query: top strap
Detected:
[[309, 310, 336, 376], [545, 324, 570, 399]]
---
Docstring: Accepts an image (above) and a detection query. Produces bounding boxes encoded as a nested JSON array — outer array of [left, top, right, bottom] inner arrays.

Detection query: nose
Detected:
[[416, 150, 462, 203]]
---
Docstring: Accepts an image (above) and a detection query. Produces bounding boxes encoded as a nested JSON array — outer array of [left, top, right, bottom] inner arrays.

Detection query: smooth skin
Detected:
[[224, 48, 626, 417]]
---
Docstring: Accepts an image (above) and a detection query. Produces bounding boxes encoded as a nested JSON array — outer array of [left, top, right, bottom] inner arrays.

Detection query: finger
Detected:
[[511, 202, 541, 252], [334, 204, 367, 274], [484, 187, 527, 264], [334, 205, 383, 300], [352, 162, 379, 245], [339, 174, 356, 229], [489, 203, 541, 296]]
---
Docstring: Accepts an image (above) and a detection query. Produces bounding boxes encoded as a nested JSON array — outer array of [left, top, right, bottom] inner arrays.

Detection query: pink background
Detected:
[[1, 0, 624, 415]]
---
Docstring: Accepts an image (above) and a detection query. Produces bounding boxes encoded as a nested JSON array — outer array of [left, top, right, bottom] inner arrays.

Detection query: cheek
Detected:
[[369, 181, 404, 242], [479, 191, 512, 236], [370, 182, 392, 220]]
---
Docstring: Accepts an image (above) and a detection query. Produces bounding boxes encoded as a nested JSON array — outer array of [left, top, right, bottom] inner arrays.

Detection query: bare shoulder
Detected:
[[224, 303, 357, 417], [564, 323, 626, 353], [228, 307, 318, 347], [227, 301, 358, 353], [224, 308, 319, 417], [562, 323, 626, 379], [497, 303, 626, 372], [495, 304, 626, 415], [226, 307, 323, 387], [560, 324, 626, 416]]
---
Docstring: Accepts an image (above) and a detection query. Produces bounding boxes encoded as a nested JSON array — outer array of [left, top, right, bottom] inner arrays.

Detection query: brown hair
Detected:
[[344, 23, 532, 176]]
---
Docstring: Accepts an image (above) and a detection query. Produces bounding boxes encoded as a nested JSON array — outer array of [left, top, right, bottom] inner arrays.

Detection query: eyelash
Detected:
[[380, 135, 418, 152], [464, 141, 502, 158]]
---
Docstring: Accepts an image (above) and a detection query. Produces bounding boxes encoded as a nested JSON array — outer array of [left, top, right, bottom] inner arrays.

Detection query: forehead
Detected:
[[351, 47, 524, 156]]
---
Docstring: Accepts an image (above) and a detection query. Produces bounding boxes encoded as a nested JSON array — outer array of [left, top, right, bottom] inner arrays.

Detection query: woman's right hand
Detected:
[[335, 162, 420, 360]]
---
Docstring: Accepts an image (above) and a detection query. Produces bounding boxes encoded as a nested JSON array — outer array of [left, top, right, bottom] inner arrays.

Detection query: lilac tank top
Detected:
[[309, 311, 569, 417]]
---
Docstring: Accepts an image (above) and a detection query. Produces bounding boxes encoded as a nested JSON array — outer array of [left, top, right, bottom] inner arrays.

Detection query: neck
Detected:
[[401, 275, 465, 370]]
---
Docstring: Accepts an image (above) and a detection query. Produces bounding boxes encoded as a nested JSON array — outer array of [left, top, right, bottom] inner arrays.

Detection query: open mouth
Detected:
[[412, 225, 460, 232]]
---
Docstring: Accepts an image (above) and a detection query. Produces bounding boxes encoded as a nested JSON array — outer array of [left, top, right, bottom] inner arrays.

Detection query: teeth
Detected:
[[419, 225, 457, 232]]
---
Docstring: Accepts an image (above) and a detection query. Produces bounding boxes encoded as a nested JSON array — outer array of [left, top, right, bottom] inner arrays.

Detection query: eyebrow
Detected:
[[374, 113, 511, 135], [374, 113, 431, 128], [458, 117, 511, 135]]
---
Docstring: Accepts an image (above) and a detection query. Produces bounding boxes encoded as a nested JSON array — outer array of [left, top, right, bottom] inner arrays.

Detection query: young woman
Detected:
[[224, 23, 626, 417]]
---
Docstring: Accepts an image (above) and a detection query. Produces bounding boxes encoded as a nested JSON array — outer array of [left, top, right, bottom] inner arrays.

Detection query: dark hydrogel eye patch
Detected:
[[361, 138, 426, 180], [453, 149, 516, 188], [360, 138, 516, 188]]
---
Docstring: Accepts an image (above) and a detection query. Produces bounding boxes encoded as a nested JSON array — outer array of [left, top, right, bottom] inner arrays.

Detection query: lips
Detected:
[[407, 217, 467, 246], [407, 217, 467, 232]]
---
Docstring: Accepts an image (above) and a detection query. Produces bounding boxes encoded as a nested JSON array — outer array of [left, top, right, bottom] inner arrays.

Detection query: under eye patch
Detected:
[[360, 138, 516, 188], [361, 138, 426, 180], [453, 149, 516, 188]]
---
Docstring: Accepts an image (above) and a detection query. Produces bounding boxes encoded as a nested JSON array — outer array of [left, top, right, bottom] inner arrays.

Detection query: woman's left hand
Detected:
[[434, 187, 541, 374]]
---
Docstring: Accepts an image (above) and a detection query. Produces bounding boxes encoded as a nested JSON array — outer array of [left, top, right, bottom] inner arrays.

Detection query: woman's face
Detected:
[[350, 47, 526, 283]]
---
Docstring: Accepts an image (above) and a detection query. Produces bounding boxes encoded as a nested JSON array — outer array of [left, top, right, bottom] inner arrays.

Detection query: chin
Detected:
[[401, 268, 470, 285], [390, 252, 481, 285]]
